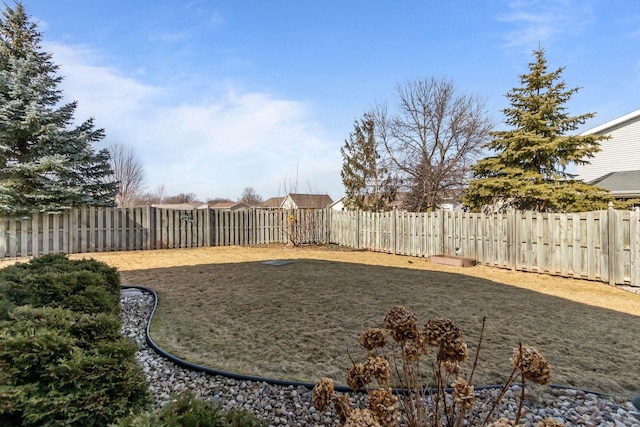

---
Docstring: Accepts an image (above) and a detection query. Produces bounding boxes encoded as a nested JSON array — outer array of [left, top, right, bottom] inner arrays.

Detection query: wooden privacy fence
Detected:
[[1, 205, 638, 285], [0, 207, 329, 258], [329, 206, 640, 286]]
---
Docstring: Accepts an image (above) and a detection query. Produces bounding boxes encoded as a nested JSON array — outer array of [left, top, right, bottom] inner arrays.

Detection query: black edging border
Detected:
[[122, 285, 610, 398]]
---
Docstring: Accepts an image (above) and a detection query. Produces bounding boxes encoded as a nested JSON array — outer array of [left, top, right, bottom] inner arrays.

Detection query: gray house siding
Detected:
[[576, 110, 640, 183]]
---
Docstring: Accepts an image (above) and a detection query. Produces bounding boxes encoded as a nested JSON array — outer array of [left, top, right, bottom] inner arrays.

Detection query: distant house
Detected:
[[330, 197, 346, 211], [151, 202, 207, 210], [576, 109, 640, 205], [577, 109, 640, 183], [281, 193, 334, 209], [260, 197, 285, 209], [589, 171, 640, 203], [208, 201, 249, 211]]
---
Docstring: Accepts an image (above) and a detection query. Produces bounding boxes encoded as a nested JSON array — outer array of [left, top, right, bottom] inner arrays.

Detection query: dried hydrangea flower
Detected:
[[360, 328, 386, 350], [364, 355, 390, 387], [368, 389, 400, 427], [347, 363, 372, 391], [343, 408, 382, 427], [333, 394, 352, 423], [511, 345, 552, 385], [537, 418, 565, 427], [312, 377, 334, 411], [383, 306, 419, 343], [401, 346, 421, 363], [438, 341, 469, 364], [424, 317, 463, 346], [442, 360, 460, 375], [453, 377, 475, 412], [424, 318, 469, 363], [413, 332, 429, 355]]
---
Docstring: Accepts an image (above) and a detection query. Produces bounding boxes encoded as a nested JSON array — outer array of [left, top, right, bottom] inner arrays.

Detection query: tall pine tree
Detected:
[[340, 113, 395, 211], [463, 48, 611, 212], [0, 2, 116, 218]]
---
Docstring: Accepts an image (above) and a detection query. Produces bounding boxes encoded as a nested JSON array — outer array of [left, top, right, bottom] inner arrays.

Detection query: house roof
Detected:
[[260, 197, 285, 208], [329, 197, 345, 207], [151, 202, 207, 210], [590, 170, 640, 196], [208, 201, 249, 209], [286, 193, 334, 208], [580, 108, 640, 135]]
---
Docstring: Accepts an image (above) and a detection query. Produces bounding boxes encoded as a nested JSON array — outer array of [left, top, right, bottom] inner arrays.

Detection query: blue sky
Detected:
[[18, 0, 640, 201]]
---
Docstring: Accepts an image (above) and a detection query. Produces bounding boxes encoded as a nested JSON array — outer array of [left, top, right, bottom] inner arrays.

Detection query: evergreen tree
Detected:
[[0, 2, 116, 218], [340, 113, 395, 211], [463, 48, 611, 212]]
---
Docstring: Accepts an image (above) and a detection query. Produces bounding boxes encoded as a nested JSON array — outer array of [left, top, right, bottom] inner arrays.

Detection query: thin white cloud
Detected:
[[150, 32, 190, 43], [184, 1, 225, 29], [498, 0, 595, 50], [47, 42, 162, 119], [209, 11, 225, 28], [44, 41, 341, 200]]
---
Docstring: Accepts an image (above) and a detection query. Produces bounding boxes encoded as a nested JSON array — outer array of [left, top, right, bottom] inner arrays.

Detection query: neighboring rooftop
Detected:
[[284, 193, 334, 209], [208, 201, 249, 210], [590, 170, 640, 197], [151, 202, 207, 210], [580, 108, 640, 135], [260, 197, 285, 208]]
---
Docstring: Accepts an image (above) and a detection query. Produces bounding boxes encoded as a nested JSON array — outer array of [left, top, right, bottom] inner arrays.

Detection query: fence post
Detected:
[[325, 207, 331, 244], [355, 209, 361, 249], [390, 209, 396, 255], [440, 209, 445, 255], [144, 206, 152, 250], [510, 209, 517, 271], [607, 202, 615, 286]]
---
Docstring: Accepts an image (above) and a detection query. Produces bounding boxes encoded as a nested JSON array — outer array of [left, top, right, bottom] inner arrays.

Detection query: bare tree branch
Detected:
[[378, 77, 493, 211], [107, 143, 145, 208], [238, 187, 263, 206]]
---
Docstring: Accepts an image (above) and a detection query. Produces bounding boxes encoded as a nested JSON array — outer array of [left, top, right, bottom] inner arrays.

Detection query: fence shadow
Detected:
[[120, 259, 640, 399]]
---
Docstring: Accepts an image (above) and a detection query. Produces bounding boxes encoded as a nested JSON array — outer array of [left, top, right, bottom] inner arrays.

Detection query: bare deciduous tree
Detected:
[[137, 184, 167, 205], [207, 197, 233, 204], [164, 193, 198, 204], [377, 77, 493, 211], [108, 143, 145, 208], [238, 187, 263, 206]]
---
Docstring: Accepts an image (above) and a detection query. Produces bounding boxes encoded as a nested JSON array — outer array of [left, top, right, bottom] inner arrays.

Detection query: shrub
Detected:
[[116, 392, 267, 427], [0, 293, 14, 320], [0, 254, 121, 315], [0, 254, 150, 426], [0, 305, 150, 426]]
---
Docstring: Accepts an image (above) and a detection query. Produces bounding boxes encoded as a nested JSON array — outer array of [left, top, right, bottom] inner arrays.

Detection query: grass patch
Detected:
[[81, 245, 640, 400]]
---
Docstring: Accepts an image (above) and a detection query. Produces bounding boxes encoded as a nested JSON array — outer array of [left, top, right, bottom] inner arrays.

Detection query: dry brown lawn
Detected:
[[56, 244, 640, 399]]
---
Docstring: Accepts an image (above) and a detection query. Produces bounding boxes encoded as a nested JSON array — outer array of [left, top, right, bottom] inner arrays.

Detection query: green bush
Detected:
[[0, 293, 15, 320], [116, 392, 267, 427], [0, 254, 150, 426], [0, 306, 150, 426], [17, 254, 120, 289], [0, 254, 121, 315]]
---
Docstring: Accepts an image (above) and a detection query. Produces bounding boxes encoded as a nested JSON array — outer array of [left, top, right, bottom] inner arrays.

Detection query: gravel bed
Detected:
[[120, 288, 640, 426]]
